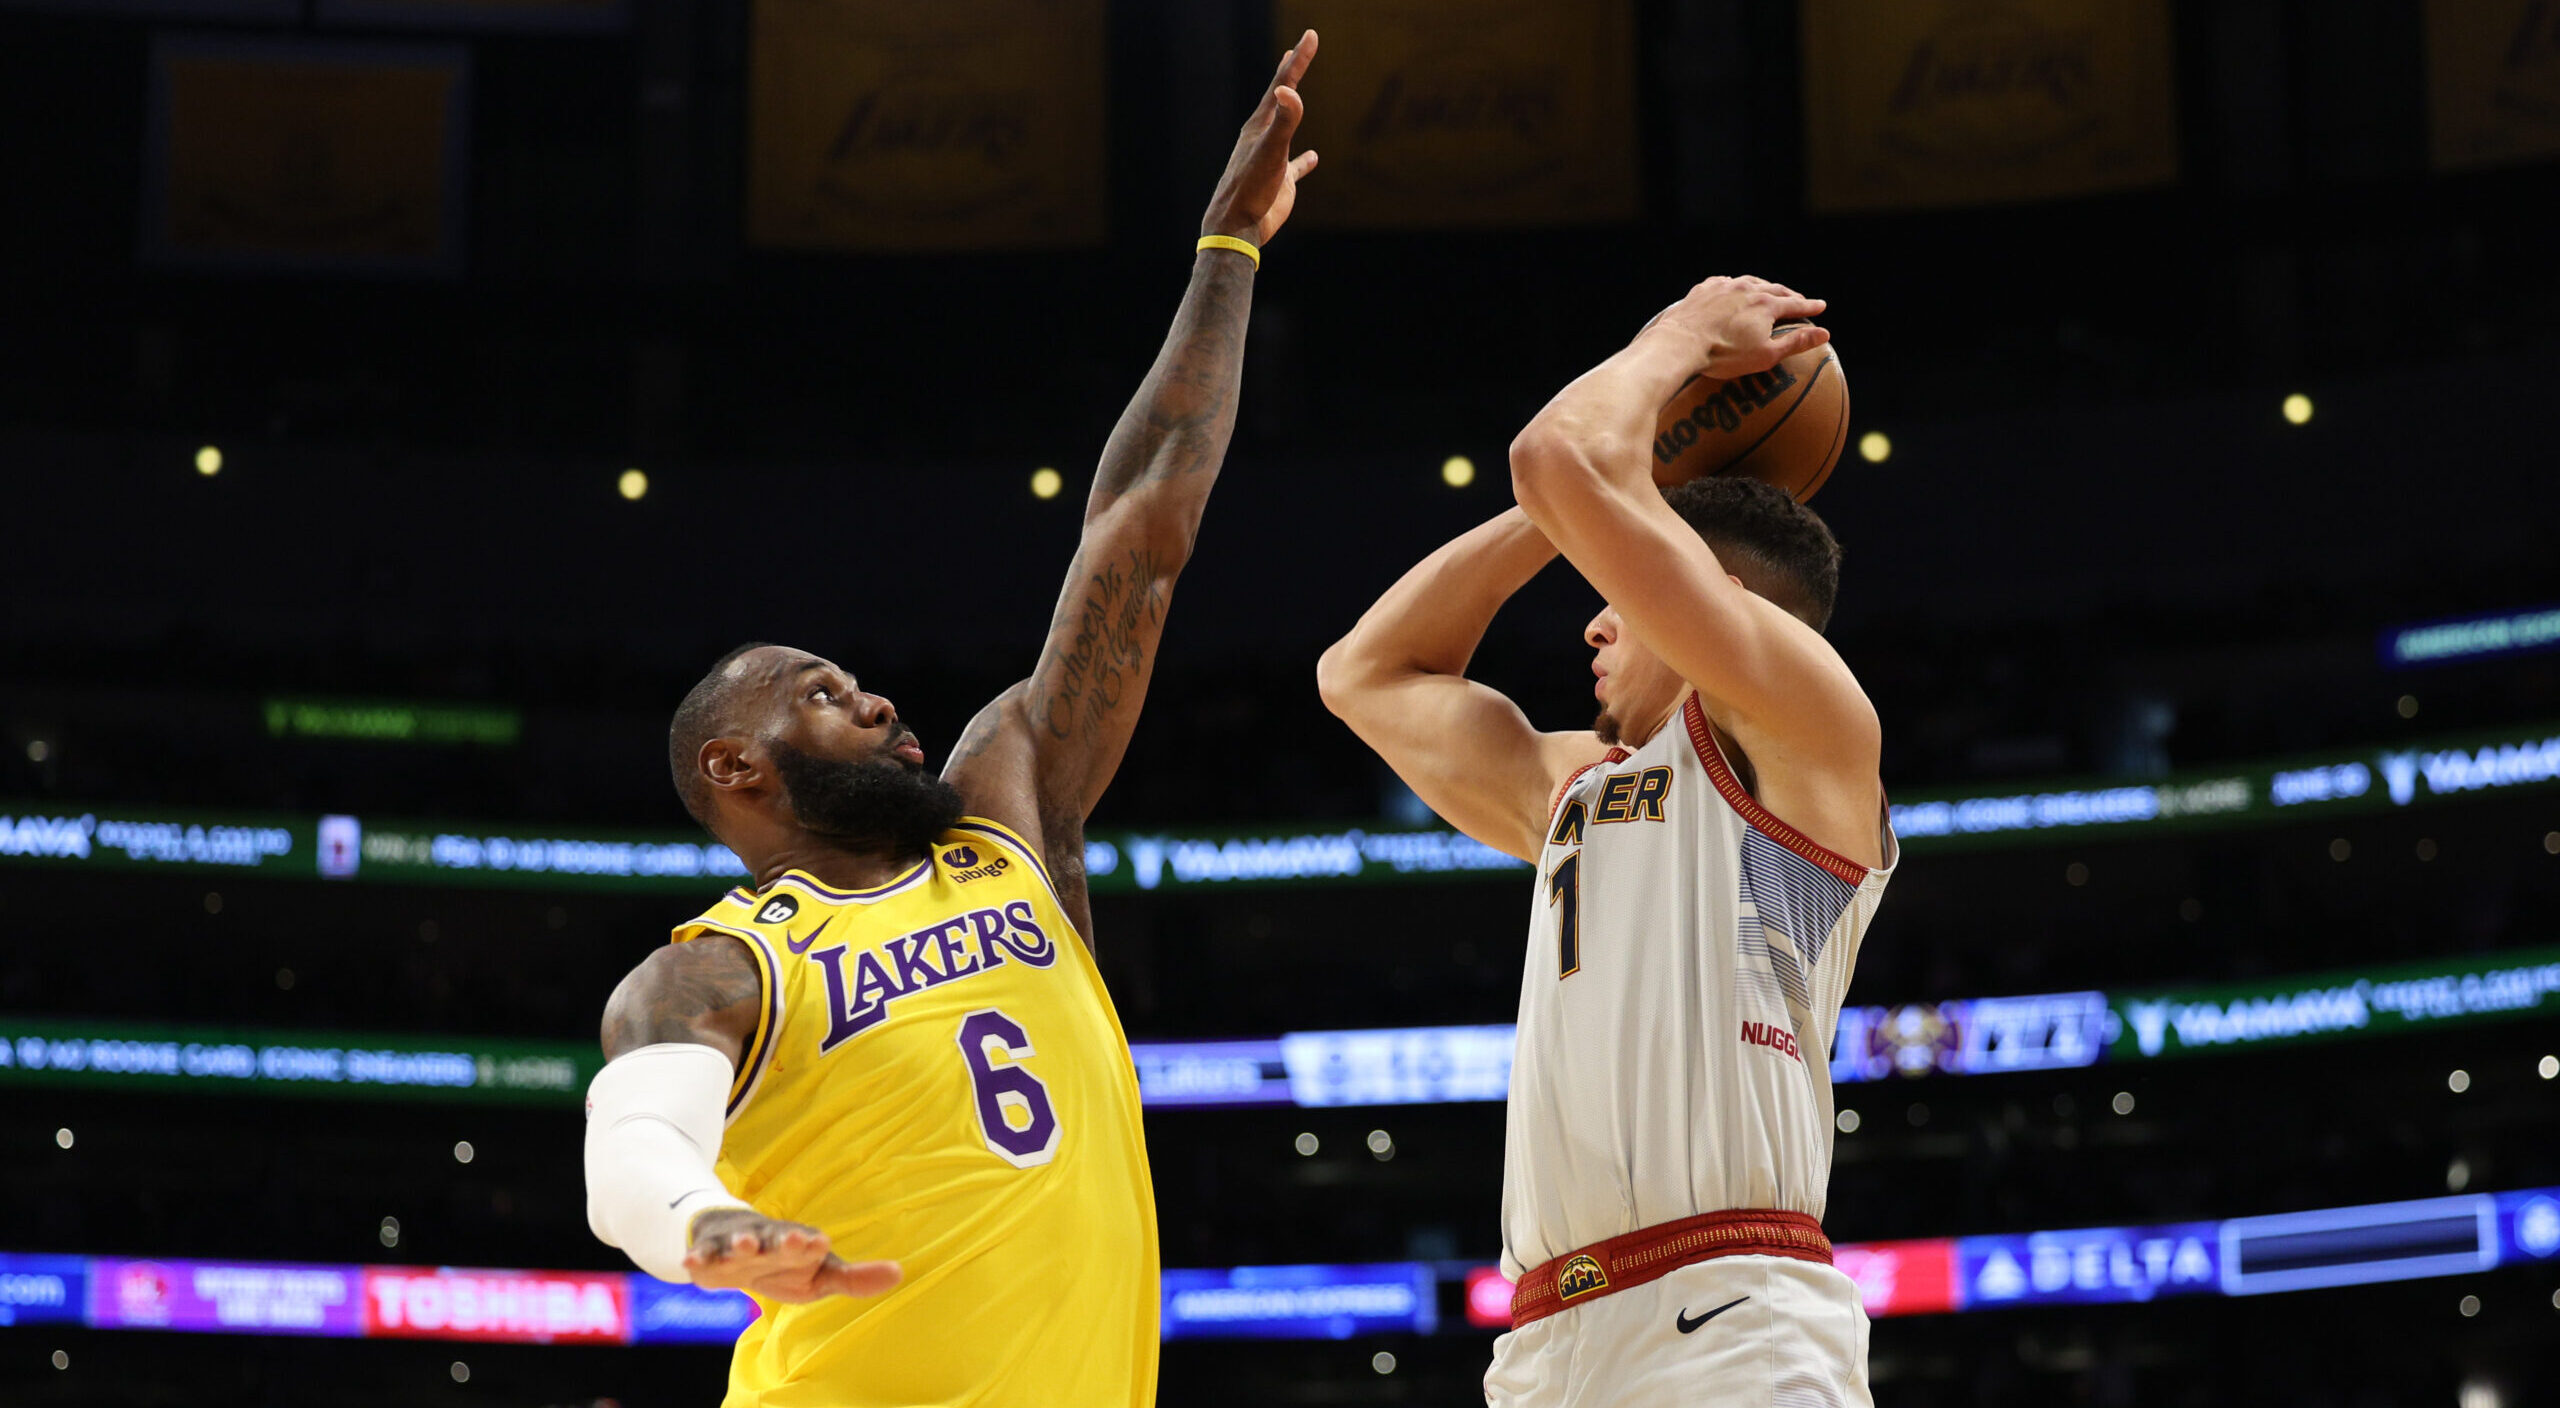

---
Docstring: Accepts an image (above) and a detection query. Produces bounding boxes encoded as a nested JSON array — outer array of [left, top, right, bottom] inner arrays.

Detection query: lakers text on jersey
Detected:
[[672, 818, 1157, 1408]]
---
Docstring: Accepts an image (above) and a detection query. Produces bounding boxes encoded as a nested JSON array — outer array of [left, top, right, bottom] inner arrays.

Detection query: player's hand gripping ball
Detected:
[[1645, 277, 1852, 503]]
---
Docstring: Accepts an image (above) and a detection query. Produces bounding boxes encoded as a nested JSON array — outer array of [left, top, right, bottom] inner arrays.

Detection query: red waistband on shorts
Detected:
[[1509, 1209, 1832, 1328]]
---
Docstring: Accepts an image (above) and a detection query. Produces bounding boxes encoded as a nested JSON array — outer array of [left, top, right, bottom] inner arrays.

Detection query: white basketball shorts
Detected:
[[1484, 1255, 1871, 1408]]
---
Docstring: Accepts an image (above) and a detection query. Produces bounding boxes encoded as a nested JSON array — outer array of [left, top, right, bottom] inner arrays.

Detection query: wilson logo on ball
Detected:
[[1653, 363, 1799, 461]]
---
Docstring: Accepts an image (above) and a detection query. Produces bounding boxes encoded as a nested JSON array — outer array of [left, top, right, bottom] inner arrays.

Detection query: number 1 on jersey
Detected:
[[1548, 850, 1582, 978]]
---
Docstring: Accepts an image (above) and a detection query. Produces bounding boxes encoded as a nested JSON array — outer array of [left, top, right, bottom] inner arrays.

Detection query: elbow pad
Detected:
[[583, 1043, 752, 1283]]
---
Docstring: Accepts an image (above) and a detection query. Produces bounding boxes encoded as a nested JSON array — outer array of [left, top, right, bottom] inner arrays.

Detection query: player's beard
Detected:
[[1593, 709, 1623, 746], [769, 738, 965, 858]]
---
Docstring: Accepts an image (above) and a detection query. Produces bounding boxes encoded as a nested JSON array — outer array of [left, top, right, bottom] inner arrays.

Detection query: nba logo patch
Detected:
[[1556, 1254, 1610, 1302], [756, 894, 800, 925]]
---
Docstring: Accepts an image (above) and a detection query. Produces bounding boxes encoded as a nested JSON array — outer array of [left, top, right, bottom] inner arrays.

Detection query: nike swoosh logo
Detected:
[[784, 916, 832, 956], [668, 1188, 715, 1211], [1675, 1295, 1749, 1334]]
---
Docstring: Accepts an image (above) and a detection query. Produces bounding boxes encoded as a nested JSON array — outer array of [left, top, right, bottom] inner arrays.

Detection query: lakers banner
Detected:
[[144, 39, 468, 274], [2425, 0, 2560, 170], [1271, 0, 1637, 228], [748, 0, 1106, 253], [1801, 0, 2178, 212], [317, 0, 624, 32]]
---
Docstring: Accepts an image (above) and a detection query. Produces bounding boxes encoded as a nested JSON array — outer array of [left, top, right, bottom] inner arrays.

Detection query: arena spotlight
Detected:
[[2111, 1091, 2136, 1116], [379, 1216, 401, 1247], [2447, 1156, 2472, 1192], [194, 445, 223, 476], [54, 1127, 72, 1150], [1835, 1109, 1860, 1133], [2282, 393, 2314, 425], [2458, 1294, 2482, 1318], [1441, 455, 1476, 488], [26, 739, 51, 763], [1030, 466, 1064, 500], [1366, 1129, 1395, 1161], [2329, 837, 2353, 862], [2543, 831, 2559, 855], [1371, 1352, 1398, 1375], [450, 1362, 471, 1384], [452, 1140, 475, 1164], [50, 1351, 67, 1371], [2539, 1055, 2557, 1080], [2461, 1378, 2504, 1408], [1293, 1132, 1319, 1156], [618, 468, 649, 501], [1857, 430, 1891, 464], [2448, 1069, 2472, 1093]]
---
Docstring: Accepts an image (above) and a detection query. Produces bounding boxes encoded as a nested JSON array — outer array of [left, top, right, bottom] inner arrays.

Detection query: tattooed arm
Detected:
[[943, 32, 1321, 939], [599, 935, 764, 1062]]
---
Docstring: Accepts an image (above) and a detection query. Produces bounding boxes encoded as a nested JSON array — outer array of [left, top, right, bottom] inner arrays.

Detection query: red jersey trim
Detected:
[[1681, 695, 1870, 887]]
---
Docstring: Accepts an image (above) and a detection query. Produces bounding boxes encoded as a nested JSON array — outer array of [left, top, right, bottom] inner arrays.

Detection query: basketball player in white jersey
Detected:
[[1318, 275, 1893, 1407]]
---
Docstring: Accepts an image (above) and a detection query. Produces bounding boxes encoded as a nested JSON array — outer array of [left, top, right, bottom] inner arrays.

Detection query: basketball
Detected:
[[1649, 328, 1849, 502]]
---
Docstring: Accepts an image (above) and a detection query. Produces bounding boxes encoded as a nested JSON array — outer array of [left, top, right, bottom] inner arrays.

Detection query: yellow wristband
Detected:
[[1196, 234, 1261, 269]]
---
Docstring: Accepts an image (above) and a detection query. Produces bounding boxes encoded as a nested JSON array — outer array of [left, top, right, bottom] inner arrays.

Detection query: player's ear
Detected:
[[700, 736, 759, 793]]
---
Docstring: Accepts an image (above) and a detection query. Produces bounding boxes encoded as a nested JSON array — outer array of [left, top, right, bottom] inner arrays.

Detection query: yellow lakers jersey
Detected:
[[672, 818, 1158, 1407]]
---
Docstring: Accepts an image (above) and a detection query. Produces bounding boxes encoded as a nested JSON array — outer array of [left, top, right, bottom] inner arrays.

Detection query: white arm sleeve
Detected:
[[583, 1043, 753, 1283]]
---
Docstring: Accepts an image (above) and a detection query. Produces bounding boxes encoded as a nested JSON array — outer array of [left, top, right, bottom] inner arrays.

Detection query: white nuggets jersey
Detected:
[[1500, 695, 1895, 1277]]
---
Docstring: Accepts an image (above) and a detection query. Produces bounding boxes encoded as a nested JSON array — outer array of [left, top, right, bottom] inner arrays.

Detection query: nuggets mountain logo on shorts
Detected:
[[756, 893, 800, 925], [1555, 1253, 1611, 1301]]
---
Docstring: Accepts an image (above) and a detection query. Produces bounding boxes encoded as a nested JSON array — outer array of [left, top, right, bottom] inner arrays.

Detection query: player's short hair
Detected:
[[1660, 477, 1842, 630], [669, 642, 779, 833]]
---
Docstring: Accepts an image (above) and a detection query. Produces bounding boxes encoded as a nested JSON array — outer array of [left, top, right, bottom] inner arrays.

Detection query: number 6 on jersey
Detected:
[[957, 1008, 1060, 1167]]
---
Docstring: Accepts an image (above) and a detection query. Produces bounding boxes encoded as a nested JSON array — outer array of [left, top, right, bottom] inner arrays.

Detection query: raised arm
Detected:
[[1508, 278, 1879, 784], [942, 33, 1321, 924], [1317, 508, 1610, 863]]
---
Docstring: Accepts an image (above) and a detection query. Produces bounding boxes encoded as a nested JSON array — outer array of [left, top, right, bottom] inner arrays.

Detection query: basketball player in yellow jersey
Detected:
[[577, 35, 1324, 1407]]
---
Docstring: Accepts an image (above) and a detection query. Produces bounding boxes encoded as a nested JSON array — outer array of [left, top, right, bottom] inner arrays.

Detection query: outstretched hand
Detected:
[[1201, 29, 1321, 246], [683, 1208, 902, 1304], [1646, 275, 1831, 381]]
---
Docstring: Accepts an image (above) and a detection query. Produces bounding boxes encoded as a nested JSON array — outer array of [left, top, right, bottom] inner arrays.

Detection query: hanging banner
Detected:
[[1271, 0, 1638, 227], [1801, 0, 2178, 212], [2424, 0, 2560, 170], [747, 0, 1106, 253], [317, 0, 624, 32], [144, 37, 469, 275]]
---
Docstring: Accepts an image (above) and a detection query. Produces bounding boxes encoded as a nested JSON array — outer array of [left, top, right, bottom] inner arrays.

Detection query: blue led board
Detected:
[[0, 1254, 86, 1327], [2382, 604, 2560, 668], [1161, 1262, 1437, 1340], [627, 1278, 758, 1345]]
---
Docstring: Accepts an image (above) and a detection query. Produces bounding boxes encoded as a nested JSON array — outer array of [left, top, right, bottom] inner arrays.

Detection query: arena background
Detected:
[[3, 0, 2557, 1404]]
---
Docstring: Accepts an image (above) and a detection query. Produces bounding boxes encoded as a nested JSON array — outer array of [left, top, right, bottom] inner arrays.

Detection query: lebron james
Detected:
[[579, 36, 1321, 1406]]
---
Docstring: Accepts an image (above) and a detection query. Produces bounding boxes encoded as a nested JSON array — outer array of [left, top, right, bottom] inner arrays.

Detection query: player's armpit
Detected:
[[1319, 667, 1605, 865], [599, 935, 765, 1066], [940, 683, 1100, 942]]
